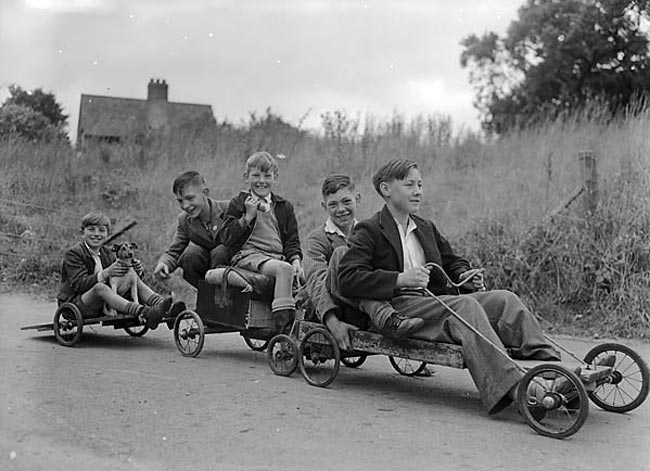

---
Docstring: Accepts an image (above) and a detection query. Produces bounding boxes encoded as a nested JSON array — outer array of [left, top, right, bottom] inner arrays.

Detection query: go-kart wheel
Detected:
[[584, 343, 650, 413], [517, 364, 589, 439], [388, 356, 427, 376], [299, 327, 341, 387], [267, 334, 298, 376], [242, 333, 270, 352], [124, 324, 149, 337], [174, 310, 205, 357], [53, 303, 83, 347], [341, 354, 367, 368]]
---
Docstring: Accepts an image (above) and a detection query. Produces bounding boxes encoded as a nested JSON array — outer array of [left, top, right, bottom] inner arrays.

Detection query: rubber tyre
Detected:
[[124, 324, 149, 337], [299, 327, 341, 387], [242, 333, 270, 352], [517, 364, 589, 439], [388, 356, 427, 376], [174, 310, 205, 357], [267, 334, 299, 376], [341, 355, 368, 368], [584, 342, 650, 413], [53, 303, 83, 347]]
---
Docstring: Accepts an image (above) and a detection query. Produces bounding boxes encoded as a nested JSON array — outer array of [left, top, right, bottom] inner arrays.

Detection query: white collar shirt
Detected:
[[394, 217, 426, 271], [84, 241, 103, 275], [324, 217, 357, 240]]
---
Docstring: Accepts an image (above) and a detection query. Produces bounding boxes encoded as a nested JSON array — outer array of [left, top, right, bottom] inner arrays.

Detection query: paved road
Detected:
[[2, 293, 649, 471]]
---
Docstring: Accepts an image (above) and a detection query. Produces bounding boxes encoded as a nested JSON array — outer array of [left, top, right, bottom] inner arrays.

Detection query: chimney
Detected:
[[147, 78, 168, 101]]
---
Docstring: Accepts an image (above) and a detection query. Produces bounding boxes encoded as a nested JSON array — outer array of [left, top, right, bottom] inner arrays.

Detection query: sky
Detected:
[[0, 0, 523, 140]]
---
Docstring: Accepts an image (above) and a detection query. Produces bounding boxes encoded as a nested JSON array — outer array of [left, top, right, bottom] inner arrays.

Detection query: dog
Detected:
[[103, 242, 140, 317]]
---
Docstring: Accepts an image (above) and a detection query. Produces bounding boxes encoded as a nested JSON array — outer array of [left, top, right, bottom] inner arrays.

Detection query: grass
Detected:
[[1, 107, 649, 339]]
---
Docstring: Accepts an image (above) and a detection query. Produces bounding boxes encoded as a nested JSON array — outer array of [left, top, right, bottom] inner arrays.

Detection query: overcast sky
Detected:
[[0, 0, 522, 139]]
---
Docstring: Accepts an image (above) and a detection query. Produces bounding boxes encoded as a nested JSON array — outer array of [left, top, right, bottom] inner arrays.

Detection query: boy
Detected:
[[57, 212, 172, 329], [219, 152, 302, 334], [303, 174, 423, 349], [338, 159, 561, 415], [154, 171, 231, 289]]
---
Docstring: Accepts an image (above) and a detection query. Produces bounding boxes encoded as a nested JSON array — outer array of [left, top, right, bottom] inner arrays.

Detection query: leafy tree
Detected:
[[0, 85, 68, 141], [461, 0, 650, 133]]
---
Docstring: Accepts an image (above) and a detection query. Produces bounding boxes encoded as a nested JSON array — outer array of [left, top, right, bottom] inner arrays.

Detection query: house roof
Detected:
[[77, 93, 215, 139]]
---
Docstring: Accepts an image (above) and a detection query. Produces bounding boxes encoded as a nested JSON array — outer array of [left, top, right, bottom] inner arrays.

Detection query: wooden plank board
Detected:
[[20, 322, 54, 331]]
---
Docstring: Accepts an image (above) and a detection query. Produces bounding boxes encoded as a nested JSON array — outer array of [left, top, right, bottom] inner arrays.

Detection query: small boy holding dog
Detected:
[[219, 151, 302, 334], [57, 212, 172, 329]]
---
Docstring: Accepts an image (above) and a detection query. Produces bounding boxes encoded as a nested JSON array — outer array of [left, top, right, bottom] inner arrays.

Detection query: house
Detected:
[[76, 79, 216, 145]]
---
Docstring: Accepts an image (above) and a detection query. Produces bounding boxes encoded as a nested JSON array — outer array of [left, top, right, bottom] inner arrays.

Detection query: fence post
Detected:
[[578, 150, 598, 214]]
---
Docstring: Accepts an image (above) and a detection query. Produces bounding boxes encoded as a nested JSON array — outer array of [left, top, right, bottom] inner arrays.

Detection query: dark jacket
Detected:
[[157, 197, 229, 272], [219, 191, 302, 262], [57, 242, 115, 304], [338, 205, 470, 300]]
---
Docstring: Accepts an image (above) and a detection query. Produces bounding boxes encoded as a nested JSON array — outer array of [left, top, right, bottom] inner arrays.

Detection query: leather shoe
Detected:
[[382, 314, 424, 341]]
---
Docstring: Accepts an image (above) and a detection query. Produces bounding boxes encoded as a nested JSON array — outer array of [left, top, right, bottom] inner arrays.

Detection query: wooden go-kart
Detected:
[[267, 264, 650, 439], [170, 266, 298, 357], [20, 302, 178, 347]]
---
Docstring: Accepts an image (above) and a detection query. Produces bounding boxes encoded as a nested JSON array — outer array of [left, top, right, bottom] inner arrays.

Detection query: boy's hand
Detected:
[[291, 258, 304, 283], [132, 259, 144, 278], [324, 310, 358, 351], [243, 195, 259, 223], [153, 262, 171, 279], [103, 261, 128, 280], [396, 265, 431, 289], [459, 269, 486, 291]]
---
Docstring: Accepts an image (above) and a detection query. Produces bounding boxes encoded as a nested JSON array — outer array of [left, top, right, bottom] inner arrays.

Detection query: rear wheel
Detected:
[[299, 328, 341, 387], [584, 343, 650, 413], [124, 324, 149, 337], [53, 303, 83, 347], [174, 310, 205, 357], [517, 364, 589, 439], [388, 356, 427, 376], [242, 333, 269, 352], [341, 354, 367, 368]]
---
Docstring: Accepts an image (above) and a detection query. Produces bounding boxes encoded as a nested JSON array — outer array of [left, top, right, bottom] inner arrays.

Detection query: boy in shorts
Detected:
[[219, 152, 302, 334], [57, 212, 172, 329]]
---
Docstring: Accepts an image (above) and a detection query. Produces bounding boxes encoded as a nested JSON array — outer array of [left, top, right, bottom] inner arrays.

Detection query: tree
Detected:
[[461, 0, 650, 134], [0, 85, 68, 141]]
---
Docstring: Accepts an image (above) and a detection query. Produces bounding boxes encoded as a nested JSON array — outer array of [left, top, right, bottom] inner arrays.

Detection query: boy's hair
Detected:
[[372, 159, 419, 196], [172, 170, 205, 195], [321, 174, 355, 198], [245, 151, 279, 175], [80, 211, 111, 232]]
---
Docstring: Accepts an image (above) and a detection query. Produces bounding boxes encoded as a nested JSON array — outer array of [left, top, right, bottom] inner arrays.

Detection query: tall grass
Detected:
[[1, 106, 649, 338]]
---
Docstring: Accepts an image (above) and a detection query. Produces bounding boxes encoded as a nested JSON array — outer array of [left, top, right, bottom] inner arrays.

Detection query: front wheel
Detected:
[[53, 303, 83, 347], [174, 310, 205, 357], [299, 327, 341, 387], [341, 354, 368, 368], [267, 334, 298, 376], [517, 364, 589, 439], [584, 343, 650, 413]]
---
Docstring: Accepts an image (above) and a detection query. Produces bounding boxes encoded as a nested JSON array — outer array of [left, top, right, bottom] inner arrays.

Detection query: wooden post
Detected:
[[578, 150, 598, 214]]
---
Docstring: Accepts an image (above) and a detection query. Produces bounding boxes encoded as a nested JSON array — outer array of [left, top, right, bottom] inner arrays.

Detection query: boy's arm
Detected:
[[64, 248, 103, 295], [218, 195, 250, 248], [338, 222, 399, 300], [282, 201, 302, 263], [303, 231, 337, 321], [156, 213, 190, 273]]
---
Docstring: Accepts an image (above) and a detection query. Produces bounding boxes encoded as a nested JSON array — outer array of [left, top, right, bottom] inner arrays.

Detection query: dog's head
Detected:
[[111, 242, 138, 261]]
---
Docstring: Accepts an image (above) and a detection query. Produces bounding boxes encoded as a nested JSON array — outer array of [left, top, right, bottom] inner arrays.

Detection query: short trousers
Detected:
[[66, 293, 104, 319], [232, 251, 285, 272]]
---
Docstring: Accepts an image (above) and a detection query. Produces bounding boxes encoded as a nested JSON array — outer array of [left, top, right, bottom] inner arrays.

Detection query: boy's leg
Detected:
[[357, 299, 424, 340], [259, 259, 295, 333], [209, 244, 231, 269], [468, 290, 561, 360], [177, 242, 210, 288], [392, 294, 522, 414]]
